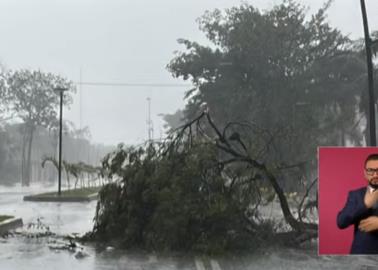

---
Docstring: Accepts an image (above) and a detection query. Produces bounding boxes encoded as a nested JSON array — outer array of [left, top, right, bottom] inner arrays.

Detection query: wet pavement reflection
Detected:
[[1, 185, 378, 269]]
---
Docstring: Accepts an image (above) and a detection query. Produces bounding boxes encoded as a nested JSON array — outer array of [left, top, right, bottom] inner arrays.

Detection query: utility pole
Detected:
[[360, 0, 376, 146], [54, 87, 68, 195], [146, 97, 154, 142], [79, 67, 83, 130]]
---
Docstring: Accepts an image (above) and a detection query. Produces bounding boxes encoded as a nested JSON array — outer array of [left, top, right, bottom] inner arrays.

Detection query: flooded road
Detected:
[[0, 185, 377, 269], [0, 185, 200, 269]]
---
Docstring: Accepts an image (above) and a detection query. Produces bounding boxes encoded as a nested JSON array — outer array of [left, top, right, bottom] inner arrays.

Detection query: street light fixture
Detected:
[[54, 87, 68, 196]]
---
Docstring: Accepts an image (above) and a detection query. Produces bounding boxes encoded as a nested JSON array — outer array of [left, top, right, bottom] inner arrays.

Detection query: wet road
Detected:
[[0, 185, 201, 270], [0, 185, 378, 270]]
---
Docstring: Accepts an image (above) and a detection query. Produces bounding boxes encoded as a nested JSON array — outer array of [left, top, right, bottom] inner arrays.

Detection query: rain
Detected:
[[0, 0, 378, 269]]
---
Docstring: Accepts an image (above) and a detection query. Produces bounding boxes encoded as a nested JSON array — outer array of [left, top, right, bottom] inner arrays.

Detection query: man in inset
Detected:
[[337, 153, 378, 254]]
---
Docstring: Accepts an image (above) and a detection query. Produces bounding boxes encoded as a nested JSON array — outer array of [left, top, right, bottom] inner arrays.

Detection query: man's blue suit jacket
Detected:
[[337, 186, 378, 254]]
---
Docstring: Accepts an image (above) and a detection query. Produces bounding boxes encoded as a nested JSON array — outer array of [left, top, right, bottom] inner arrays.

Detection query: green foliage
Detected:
[[92, 0, 335, 253], [167, 1, 371, 183], [92, 142, 263, 254], [0, 215, 13, 223]]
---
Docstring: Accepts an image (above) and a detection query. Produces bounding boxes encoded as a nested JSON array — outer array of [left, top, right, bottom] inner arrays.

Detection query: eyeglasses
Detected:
[[365, 168, 378, 176]]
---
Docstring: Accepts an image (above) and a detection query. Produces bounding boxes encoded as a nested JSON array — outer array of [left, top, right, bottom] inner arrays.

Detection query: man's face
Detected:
[[365, 160, 378, 186]]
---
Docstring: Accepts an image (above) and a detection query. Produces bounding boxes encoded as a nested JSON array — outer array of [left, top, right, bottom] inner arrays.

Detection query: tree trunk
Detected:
[[23, 125, 35, 186], [64, 164, 71, 189], [21, 125, 28, 186], [257, 163, 317, 233]]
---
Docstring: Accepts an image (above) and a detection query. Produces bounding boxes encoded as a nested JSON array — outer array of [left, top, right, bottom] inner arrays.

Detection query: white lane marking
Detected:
[[148, 254, 158, 263], [210, 259, 222, 270], [195, 257, 206, 270]]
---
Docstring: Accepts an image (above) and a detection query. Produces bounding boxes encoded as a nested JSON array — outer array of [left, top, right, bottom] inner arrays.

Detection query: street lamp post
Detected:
[[360, 0, 376, 146], [54, 87, 68, 195]]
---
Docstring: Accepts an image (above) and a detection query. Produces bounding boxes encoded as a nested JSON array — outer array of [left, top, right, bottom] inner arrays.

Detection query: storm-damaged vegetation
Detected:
[[87, 0, 377, 253], [89, 111, 317, 253], [41, 156, 108, 189]]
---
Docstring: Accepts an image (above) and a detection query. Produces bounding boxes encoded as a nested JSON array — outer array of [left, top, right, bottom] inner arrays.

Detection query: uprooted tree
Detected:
[[89, 111, 317, 253]]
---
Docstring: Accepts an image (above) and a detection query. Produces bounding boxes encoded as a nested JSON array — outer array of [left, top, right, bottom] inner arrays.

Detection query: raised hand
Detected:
[[359, 216, 378, 232]]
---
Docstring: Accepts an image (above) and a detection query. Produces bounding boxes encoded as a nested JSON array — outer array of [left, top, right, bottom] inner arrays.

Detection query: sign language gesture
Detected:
[[359, 216, 378, 232]]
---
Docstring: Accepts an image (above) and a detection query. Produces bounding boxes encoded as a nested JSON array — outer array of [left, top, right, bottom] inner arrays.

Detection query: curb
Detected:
[[0, 218, 23, 235], [23, 192, 98, 202], [87, 193, 99, 200]]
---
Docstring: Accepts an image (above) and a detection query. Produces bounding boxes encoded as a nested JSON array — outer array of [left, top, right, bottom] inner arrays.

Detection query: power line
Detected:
[[73, 81, 191, 87]]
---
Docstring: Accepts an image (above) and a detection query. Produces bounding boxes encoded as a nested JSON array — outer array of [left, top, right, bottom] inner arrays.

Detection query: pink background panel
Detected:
[[318, 147, 378, 255]]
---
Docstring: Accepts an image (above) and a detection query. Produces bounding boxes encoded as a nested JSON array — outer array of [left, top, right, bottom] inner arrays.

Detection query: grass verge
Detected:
[[0, 215, 14, 223], [34, 186, 101, 197], [23, 186, 102, 202]]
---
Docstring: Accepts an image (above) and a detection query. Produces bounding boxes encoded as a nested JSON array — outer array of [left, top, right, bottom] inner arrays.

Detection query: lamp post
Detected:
[[54, 87, 68, 195], [360, 0, 376, 146]]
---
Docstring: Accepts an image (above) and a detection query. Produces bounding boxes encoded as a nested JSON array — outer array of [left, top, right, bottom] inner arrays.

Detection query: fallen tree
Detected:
[[88, 111, 317, 253]]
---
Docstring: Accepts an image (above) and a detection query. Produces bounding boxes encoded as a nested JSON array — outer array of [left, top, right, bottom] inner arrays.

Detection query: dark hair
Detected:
[[365, 154, 378, 167]]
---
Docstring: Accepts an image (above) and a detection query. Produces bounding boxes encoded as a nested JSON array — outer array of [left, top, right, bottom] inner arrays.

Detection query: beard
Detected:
[[369, 179, 378, 190]]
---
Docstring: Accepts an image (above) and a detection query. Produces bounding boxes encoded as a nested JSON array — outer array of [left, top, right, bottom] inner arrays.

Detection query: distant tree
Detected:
[[0, 67, 15, 123], [6, 69, 75, 186], [0, 125, 20, 185]]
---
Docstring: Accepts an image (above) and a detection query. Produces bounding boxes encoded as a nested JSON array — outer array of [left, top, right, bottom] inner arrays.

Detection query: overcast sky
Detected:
[[0, 0, 377, 145]]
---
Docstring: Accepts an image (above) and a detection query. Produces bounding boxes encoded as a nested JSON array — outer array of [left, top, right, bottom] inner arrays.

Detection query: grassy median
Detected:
[[23, 186, 102, 202], [0, 215, 14, 223], [34, 186, 101, 197]]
